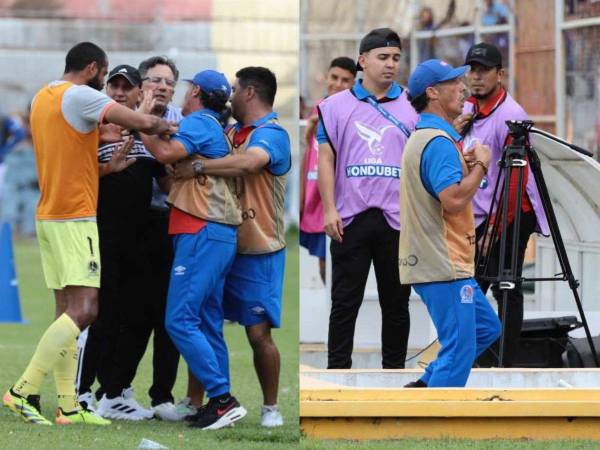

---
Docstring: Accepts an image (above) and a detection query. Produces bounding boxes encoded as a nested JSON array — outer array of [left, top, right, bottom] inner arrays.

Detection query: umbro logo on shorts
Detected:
[[174, 265, 186, 276], [251, 306, 265, 315]]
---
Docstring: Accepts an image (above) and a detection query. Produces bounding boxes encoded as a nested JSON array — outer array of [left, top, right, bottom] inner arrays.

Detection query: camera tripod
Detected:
[[476, 120, 599, 368]]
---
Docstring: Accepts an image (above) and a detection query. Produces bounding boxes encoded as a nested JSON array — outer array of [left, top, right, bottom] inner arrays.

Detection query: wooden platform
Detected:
[[300, 368, 600, 440]]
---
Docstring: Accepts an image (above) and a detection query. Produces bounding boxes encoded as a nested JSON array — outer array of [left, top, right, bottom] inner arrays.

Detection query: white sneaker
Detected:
[[77, 391, 96, 412], [121, 386, 137, 401], [261, 405, 283, 427], [152, 402, 185, 421], [96, 393, 153, 420]]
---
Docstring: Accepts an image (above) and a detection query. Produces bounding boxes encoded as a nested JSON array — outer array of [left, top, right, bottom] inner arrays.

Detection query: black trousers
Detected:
[[141, 209, 180, 405], [79, 217, 127, 399], [328, 208, 411, 369], [109, 209, 179, 405], [475, 210, 537, 367], [80, 209, 179, 405]]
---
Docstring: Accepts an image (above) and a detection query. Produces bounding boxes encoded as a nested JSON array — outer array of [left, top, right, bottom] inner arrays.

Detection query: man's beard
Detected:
[[87, 74, 104, 91], [471, 85, 496, 100], [231, 105, 242, 123]]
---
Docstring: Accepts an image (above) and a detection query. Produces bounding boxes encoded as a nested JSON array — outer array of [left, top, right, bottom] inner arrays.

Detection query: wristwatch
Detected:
[[192, 160, 205, 177]]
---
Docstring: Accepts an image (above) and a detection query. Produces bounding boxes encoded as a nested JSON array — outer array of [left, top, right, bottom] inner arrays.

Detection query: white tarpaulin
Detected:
[[529, 129, 600, 320], [531, 130, 600, 243]]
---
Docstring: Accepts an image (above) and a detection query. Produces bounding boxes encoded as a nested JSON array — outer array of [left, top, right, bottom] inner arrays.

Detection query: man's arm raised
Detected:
[[438, 142, 491, 214], [139, 133, 188, 165], [104, 103, 174, 136]]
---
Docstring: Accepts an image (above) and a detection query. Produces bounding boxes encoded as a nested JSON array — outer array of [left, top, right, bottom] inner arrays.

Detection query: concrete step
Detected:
[[300, 368, 600, 440]]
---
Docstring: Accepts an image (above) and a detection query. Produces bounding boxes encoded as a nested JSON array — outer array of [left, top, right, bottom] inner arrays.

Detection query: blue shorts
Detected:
[[299, 231, 326, 260], [224, 248, 286, 328]]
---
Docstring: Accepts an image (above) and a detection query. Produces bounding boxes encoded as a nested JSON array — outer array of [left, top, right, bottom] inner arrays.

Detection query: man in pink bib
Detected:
[[317, 28, 418, 369], [458, 43, 549, 367], [300, 56, 356, 283]]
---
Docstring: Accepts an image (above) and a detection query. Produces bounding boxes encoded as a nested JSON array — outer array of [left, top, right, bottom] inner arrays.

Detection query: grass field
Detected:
[[3, 232, 600, 449], [0, 231, 299, 449]]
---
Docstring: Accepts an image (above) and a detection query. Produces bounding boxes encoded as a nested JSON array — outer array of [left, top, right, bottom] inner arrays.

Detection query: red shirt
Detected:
[[232, 125, 254, 147], [168, 207, 206, 235]]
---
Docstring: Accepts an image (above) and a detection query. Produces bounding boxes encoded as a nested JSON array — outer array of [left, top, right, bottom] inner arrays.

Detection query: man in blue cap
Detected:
[[399, 59, 501, 388], [170, 66, 291, 427], [140, 70, 247, 429]]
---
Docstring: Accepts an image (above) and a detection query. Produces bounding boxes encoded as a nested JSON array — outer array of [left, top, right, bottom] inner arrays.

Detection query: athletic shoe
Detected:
[[261, 405, 283, 427], [3, 388, 52, 425], [121, 386, 137, 400], [404, 379, 427, 388], [152, 402, 186, 421], [122, 387, 153, 419], [55, 407, 111, 425], [176, 397, 197, 418], [184, 403, 207, 423], [77, 391, 96, 412], [96, 393, 153, 420], [188, 395, 246, 430]]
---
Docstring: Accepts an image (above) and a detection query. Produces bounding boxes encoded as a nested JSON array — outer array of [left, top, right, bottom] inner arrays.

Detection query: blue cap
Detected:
[[408, 59, 469, 98], [184, 70, 231, 97]]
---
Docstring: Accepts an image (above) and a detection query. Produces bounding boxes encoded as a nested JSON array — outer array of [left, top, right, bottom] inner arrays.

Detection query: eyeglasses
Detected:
[[142, 76, 176, 87]]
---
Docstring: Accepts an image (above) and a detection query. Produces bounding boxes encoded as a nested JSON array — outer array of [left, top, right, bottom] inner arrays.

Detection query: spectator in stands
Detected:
[[481, 0, 510, 26], [0, 113, 26, 218], [1, 108, 37, 236], [417, 7, 435, 62]]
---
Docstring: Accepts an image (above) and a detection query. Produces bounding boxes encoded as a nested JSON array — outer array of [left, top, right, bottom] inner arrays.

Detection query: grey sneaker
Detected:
[[261, 405, 283, 427], [175, 397, 197, 418], [152, 402, 185, 421]]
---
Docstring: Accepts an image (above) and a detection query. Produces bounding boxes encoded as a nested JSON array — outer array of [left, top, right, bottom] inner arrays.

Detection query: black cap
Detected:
[[107, 64, 142, 87], [356, 28, 402, 71], [465, 43, 502, 68]]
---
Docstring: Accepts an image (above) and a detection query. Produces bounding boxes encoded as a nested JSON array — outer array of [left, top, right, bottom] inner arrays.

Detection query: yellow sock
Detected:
[[54, 339, 80, 412], [13, 313, 80, 398]]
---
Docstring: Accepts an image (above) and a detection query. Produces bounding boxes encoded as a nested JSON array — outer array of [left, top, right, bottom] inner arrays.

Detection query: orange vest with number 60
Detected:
[[227, 122, 287, 254]]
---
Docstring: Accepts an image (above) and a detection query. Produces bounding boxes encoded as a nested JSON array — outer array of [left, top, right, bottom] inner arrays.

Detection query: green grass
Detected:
[[0, 231, 299, 449], [4, 231, 600, 449]]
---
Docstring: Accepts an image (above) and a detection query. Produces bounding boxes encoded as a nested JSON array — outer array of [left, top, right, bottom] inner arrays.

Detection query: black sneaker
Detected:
[[188, 395, 247, 430], [404, 379, 427, 388], [184, 404, 207, 423]]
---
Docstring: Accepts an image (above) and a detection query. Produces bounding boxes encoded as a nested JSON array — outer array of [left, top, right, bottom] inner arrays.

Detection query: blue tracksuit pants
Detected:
[[165, 222, 236, 398], [414, 278, 501, 387]]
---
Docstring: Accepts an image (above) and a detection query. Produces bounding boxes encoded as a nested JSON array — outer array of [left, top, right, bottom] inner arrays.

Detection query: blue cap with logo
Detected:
[[408, 59, 469, 98], [184, 69, 231, 98]]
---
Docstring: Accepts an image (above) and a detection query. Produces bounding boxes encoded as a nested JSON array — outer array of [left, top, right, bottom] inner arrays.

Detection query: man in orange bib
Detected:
[[3, 41, 174, 426]]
